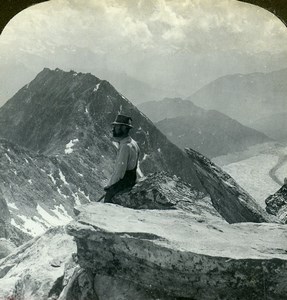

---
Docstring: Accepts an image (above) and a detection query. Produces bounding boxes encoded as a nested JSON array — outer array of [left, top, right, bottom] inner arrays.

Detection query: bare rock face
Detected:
[[185, 148, 275, 223], [265, 180, 287, 223], [67, 174, 287, 300]]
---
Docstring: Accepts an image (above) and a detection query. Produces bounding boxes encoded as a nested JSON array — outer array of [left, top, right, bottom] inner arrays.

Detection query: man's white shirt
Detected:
[[107, 136, 140, 187]]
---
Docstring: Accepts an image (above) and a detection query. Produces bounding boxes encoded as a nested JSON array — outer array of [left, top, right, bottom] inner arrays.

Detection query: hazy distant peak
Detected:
[[187, 67, 287, 126], [138, 97, 203, 122], [161, 97, 184, 103]]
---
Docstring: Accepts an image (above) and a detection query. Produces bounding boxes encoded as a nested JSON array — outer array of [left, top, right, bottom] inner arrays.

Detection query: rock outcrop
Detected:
[[185, 148, 275, 223], [265, 178, 287, 223], [67, 173, 287, 299]]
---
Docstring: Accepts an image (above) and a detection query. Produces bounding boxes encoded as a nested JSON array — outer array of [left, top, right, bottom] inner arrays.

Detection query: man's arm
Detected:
[[106, 144, 129, 188]]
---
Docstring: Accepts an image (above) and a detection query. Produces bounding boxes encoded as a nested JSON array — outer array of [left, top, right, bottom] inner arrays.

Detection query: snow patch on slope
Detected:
[[65, 139, 79, 154], [11, 216, 45, 236], [37, 204, 72, 227], [59, 169, 68, 185]]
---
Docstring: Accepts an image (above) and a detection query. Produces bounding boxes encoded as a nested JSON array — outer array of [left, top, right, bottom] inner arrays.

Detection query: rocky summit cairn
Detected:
[[265, 177, 287, 224], [66, 172, 287, 300]]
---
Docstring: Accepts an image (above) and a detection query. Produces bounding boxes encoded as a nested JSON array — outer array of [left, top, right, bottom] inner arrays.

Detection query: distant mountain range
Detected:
[[138, 97, 202, 123], [187, 68, 287, 134], [139, 98, 271, 158]]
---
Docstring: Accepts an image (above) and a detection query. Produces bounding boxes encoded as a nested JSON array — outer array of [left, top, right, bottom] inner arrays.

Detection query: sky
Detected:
[[0, 0, 287, 104]]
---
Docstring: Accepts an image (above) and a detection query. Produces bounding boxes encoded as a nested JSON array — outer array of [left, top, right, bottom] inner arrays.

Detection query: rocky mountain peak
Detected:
[[0, 68, 202, 189]]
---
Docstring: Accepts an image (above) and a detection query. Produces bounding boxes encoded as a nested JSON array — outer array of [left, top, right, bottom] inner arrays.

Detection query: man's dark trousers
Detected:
[[104, 166, 137, 202]]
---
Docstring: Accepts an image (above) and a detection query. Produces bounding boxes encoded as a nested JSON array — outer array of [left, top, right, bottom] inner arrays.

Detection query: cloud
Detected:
[[1, 0, 287, 102], [1, 0, 287, 57]]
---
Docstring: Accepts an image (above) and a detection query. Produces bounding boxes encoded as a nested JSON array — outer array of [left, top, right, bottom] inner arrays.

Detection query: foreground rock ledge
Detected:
[[67, 203, 287, 300]]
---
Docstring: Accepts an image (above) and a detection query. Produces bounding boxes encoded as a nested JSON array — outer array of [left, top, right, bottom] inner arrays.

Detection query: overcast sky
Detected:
[[0, 0, 287, 103]]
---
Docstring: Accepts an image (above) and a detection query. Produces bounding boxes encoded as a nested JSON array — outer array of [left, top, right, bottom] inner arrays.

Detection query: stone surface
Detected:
[[265, 181, 287, 223], [185, 148, 276, 223], [67, 202, 287, 300]]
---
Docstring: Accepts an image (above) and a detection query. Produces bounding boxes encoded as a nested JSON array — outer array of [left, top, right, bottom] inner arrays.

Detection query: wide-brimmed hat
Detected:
[[111, 114, 133, 128]]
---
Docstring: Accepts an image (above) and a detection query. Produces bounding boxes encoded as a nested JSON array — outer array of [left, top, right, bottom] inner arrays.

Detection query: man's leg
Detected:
[[104, 181, 123, 203]]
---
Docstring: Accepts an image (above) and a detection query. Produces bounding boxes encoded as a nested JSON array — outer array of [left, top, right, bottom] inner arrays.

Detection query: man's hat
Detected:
[[111, 114, 133, 128]]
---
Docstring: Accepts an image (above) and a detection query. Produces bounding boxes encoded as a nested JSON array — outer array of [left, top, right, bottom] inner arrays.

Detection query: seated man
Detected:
[[104, 114, 140, 202]]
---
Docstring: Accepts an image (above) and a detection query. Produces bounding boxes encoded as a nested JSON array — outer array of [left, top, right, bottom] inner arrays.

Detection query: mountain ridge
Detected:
[[187, 67, 287, 126], [139, 97, 271, 158]]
